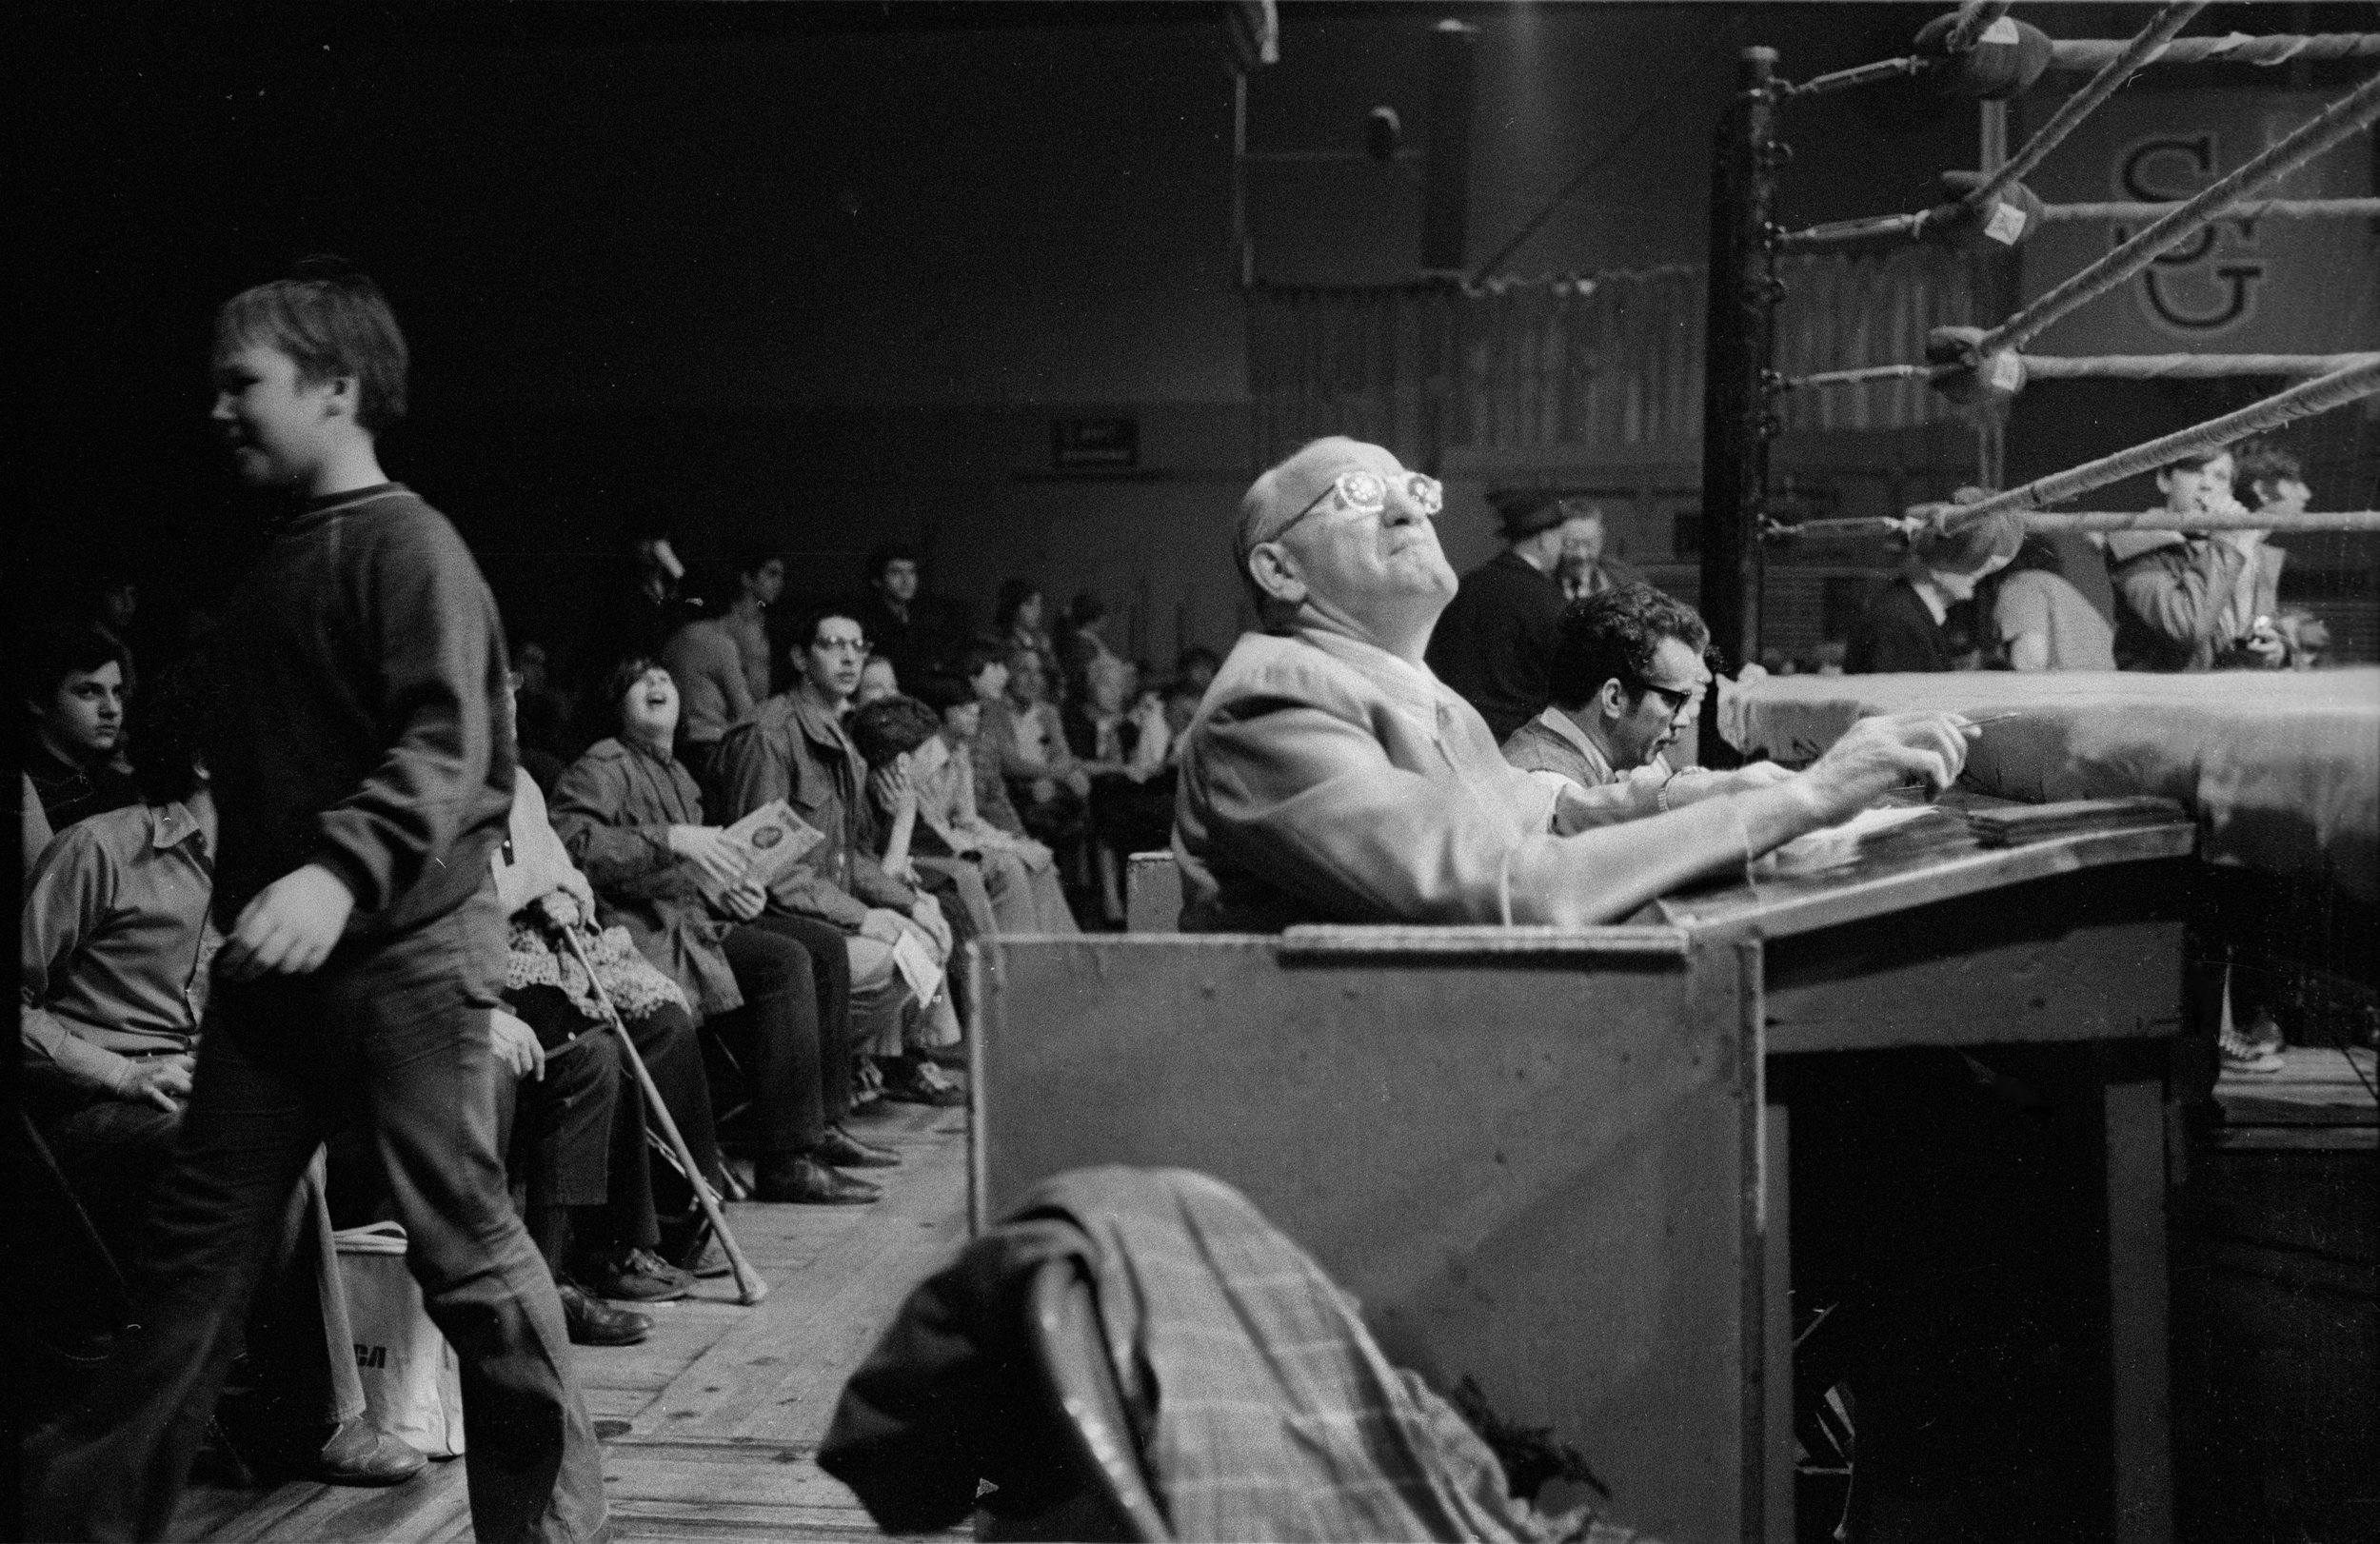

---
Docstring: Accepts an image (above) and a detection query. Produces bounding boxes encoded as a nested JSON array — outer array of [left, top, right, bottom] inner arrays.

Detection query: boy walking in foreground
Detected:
[[28, 262, 606, 1543]]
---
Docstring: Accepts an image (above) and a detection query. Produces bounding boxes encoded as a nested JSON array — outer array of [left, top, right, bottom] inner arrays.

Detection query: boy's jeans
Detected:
[[28, 888, 609, 1544]]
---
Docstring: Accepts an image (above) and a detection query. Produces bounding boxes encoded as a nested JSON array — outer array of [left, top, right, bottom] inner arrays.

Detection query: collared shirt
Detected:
[[22, 739, 140, 837], [22, 800, 217, 1097], [1501, 704, 1680, 820]]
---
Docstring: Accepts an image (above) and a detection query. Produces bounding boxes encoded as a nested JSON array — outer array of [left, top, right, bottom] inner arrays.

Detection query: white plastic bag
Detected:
[[333, 1220, 466, 1457]]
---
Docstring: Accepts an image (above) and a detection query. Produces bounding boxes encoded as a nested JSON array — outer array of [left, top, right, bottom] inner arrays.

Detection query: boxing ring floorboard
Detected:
[[169, 1101, 971, 1544]]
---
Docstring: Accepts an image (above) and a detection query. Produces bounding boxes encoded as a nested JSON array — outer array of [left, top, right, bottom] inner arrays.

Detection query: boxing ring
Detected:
[[1696, 1, 2380, 900], [966, 18, 2375, 1544]]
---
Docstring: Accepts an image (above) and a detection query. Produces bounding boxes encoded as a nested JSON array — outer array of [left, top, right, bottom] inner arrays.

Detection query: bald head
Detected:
[[1234, 437, 1457, 660]]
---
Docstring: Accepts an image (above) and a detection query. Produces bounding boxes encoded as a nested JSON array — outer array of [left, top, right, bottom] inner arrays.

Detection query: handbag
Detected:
[[332, 1220, 466, 1457]]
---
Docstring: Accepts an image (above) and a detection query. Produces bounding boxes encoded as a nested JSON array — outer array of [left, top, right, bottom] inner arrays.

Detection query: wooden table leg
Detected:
[[1763, 1098, 1795, 1544], [2104, 1067, 2174, 1544]]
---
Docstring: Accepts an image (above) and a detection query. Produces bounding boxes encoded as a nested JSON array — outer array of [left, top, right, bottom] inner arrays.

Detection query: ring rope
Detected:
[[1771, 510, 2380, 540], [2041, 196, 2380, 223], [1965, 0, 2207, 214], [1776, 194, 2380, 253], [2047, 31, 2380, 69], [1778, 351, 2380, 392], [1918, 357, 2380, 525], [1783, 54, 1926, 100], [1977, 72, 2380, 353]]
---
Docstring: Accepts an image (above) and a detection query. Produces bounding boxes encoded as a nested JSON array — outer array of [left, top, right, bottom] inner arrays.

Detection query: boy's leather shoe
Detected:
[[310, 1418, 428, 1487]]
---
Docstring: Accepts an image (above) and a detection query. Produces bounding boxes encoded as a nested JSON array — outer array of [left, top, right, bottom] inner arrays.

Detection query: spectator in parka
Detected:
[[2101, 446, 2287, 672], [549, 658, 895, 1206], [715, 610, 967, 1108]]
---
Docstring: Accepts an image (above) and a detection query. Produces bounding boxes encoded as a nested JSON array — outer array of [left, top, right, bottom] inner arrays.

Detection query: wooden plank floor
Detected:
[[2213, 1043, 2379, 1149], [174, 1102, 970, 1543]]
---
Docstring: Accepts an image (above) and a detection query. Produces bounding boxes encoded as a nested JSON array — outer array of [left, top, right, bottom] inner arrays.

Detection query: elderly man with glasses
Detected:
[[1172, 437, 1985, 931]]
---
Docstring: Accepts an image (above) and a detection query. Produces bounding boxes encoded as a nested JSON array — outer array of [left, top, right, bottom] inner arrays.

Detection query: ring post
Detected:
[[1697, 46, 1782, 759]]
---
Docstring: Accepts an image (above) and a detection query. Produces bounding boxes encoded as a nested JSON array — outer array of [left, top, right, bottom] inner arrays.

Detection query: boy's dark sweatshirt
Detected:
[[206, 484, 516, 940]]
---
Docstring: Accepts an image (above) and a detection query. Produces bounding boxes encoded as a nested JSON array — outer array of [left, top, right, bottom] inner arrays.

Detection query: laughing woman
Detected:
[[548, 659, 896, 1206]]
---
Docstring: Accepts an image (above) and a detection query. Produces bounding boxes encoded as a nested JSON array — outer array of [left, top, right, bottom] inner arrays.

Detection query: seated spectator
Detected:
[[510, 643, 572, 794], [855, 654, 902, 708], [954, 645, 1031, 841], [2101, 445, 2288, 671], [662, 546, 783, 793], [492, 698, 741, 1308], [1172, 644, 1221, 699], [577, 510, 699, 703], [2238, 438, 2327, 665], [992, 644, 1091, 857], [1056, 588, 1121, 703], [1846, 503, 2022, 673], [486, 1006, 651, 1346], [852, 543, 971, 685], [21, 626, 138, 835], [1176, 436, 1976, 929], [851, 684, 1078, 936], [19, 672, 424, 1484], [1062, 655, 1179, 926], [551, 658, 893, 1206], [1503, 584, 1792, 812], [987, 580, 1062, 700], [715, 611, 967, 1108], [1990, 537, 2114, 671], [84, 559, 143, 702]]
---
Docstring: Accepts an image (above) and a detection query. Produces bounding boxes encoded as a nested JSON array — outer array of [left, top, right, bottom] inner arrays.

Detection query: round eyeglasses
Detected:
[[1273, 468, 1444, 544]]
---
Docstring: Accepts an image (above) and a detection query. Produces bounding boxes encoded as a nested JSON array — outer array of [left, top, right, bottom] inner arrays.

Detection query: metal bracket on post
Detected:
[[1696, 47, 1784, 765]]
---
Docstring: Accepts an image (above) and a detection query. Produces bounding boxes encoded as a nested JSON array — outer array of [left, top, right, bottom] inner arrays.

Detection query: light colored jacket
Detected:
[[1173, 628, 1637, 931]]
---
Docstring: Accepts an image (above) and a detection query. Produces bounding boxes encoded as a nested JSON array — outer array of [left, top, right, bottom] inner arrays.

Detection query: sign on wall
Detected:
[[2017, 89, 2379, 356], [1051, 417, 1139, 471]]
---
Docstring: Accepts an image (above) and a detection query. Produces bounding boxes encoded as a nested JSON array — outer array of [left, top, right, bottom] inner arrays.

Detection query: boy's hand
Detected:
[[718, 879, 767, 921], [667, 825, 749, 892], [859, 907, 909, 945], [221, 864, 355, 980], [534, 891, 583, 931], [119, 1055, 196, 1113], [489, 1009, 545, 1081]]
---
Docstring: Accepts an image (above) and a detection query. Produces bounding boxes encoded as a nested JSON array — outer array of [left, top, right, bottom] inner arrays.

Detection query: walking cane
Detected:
[[560, 925, 769, 1307]]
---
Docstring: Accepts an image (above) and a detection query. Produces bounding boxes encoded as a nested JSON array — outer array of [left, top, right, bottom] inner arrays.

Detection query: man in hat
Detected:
[[1173, 437, 1979, 930], [1425, 488, 1609, 742], [1846, 501, 2025, 673]]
